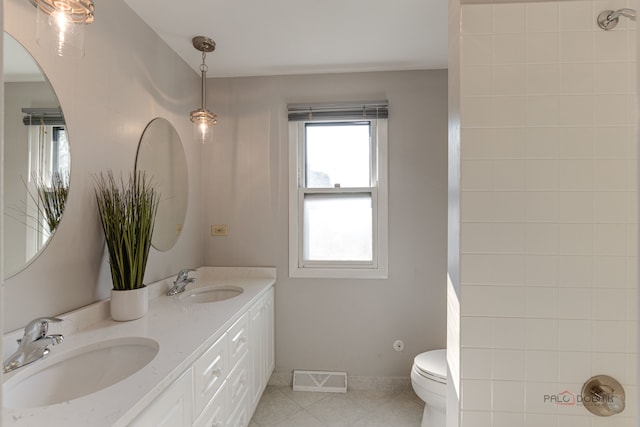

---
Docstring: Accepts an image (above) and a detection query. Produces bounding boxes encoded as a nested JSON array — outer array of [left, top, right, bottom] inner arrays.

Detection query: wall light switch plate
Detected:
[[211, 225, 228, 236]]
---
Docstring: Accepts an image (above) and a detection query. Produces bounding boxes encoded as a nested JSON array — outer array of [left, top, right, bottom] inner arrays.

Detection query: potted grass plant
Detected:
[[94, 171, 159, 321]]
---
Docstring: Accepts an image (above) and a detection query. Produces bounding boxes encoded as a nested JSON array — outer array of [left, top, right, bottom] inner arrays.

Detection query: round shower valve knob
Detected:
[[581, 375, 625, 416]]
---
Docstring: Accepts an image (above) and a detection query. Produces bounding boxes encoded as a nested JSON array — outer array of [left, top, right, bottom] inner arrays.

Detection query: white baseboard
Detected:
[[349, 376, 411, 391], [268, 371, 293, 386]]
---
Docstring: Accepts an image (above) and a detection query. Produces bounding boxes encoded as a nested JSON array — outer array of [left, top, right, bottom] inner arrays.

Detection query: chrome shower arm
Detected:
[[611, 8, 636, 20]]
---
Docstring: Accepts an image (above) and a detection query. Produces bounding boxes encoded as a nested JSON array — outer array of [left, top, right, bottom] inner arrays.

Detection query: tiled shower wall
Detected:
[[459, 1, 638, 425]]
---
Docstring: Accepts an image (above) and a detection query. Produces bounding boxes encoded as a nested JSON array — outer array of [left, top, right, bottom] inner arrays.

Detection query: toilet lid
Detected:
[[414, 349, 447, 381]]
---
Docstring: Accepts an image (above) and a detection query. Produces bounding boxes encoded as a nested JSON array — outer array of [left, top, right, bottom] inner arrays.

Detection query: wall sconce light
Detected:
[[190, 36, 217, 144], [29, 0, 95, 57]]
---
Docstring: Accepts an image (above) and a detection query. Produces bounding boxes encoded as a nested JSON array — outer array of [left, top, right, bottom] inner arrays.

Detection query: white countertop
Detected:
[[3, 267, 276, 427]]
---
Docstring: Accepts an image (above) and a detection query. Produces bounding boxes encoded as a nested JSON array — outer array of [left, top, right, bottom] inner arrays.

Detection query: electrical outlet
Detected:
[[211, 225, 228, 236]]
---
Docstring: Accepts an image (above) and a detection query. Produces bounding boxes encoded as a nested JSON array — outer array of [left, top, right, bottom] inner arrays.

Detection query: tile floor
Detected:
[[249, 385, 424, 427]]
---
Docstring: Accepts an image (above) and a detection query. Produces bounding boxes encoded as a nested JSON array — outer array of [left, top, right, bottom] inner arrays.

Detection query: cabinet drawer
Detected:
[[228, 352, 250, 414], [227, 312, 249, 367], [193, 381, 228, 427], [227, 390, 249, 427], [193, 333, 228, 418]]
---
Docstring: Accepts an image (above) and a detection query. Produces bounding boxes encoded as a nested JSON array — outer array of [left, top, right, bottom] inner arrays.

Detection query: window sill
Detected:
[[288, 265, 388, 279]]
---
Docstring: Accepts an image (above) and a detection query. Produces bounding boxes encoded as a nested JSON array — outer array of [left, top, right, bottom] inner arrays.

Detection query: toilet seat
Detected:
[[413, 349, 447, 384]]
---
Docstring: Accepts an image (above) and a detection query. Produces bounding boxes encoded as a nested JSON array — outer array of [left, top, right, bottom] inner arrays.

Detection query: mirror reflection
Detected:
[[3, 32, 70, 278], [135, 118, 187, 251]]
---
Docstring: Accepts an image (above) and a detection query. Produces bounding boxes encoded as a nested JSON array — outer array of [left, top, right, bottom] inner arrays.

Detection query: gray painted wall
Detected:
[[203, 70, 448, 377]]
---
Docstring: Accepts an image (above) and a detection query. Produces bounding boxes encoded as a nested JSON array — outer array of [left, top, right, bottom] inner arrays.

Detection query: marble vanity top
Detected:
[[2, 266, 276, 427]]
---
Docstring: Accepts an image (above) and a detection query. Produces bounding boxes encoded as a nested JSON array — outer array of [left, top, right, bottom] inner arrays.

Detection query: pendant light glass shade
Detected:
[[190, 108, 217, 143], [190, 36, 217, 144], [30, 0, 94, 57]]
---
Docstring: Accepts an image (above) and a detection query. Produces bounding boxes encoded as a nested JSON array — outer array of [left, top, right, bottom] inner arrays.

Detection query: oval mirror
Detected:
[[135, 118, 188, 251], [3, 32, 70, 278]]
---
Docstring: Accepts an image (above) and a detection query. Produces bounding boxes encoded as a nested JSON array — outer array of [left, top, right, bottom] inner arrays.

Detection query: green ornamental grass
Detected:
[[94, 171, 159, 291], [37, 171, 69, 233]]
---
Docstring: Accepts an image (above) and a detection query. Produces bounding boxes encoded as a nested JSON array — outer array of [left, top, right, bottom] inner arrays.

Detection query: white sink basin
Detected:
[[179, 285, 244, 304], [4, 337, 158, 408]]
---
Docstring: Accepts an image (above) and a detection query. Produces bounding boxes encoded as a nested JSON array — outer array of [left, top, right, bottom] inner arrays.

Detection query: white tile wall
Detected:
[[460, 0, 637, 425]]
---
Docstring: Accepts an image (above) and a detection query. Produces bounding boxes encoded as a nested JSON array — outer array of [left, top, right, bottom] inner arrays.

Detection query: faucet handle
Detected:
[[176, 268, 197, 280], [23, 317, 62, 341]]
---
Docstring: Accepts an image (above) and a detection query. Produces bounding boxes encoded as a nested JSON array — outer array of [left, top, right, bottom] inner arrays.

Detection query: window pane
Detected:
[[303, 193, 372, 261], [305, 122, 370, 188], [54, 127, 71, 177]]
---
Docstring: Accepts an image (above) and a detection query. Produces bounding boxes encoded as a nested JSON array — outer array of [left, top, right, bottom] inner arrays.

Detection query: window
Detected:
[[288, 101, 388, 278]]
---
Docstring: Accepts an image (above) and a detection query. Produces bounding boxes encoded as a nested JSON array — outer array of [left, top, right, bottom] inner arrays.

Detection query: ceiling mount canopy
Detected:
[[190, 36, 217, 143], [192, 36, 215, 54]]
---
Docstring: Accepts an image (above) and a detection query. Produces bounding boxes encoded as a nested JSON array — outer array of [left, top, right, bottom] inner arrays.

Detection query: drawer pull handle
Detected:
[[211, 368, 223, 378]]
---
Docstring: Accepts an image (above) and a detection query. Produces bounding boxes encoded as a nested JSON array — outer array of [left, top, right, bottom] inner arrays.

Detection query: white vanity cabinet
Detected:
[[129, 285, 274, 427]]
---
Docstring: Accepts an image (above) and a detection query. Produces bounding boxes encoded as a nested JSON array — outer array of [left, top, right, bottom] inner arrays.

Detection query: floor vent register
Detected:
[[292, 370, 348, 393]]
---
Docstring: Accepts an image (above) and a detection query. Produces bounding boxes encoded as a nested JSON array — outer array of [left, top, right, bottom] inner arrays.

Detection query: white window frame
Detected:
[[288, 118, 388, 279]]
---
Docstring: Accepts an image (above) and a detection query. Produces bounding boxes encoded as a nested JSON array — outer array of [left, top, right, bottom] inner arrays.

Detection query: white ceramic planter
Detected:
[[110, 287, 148, 321]]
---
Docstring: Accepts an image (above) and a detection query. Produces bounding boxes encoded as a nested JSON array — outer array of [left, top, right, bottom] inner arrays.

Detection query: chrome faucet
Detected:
[[167, 268, 197, 296], [3, 317, 64, 373]]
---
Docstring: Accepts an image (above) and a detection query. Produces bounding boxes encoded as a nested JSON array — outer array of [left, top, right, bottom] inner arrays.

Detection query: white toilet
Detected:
[[411, 349, 447, 427]]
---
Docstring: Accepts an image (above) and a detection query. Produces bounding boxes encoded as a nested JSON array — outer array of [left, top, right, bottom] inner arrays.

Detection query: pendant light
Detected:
[[190, 36, 217, 143], [29, 0, 95, 57]]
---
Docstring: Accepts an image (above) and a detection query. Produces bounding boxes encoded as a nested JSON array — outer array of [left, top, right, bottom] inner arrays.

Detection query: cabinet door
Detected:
[[264, 288, 275, 381], [129, 369, 193, 427], [249, 295, 266, 407], [249, 288, 275, 411]]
